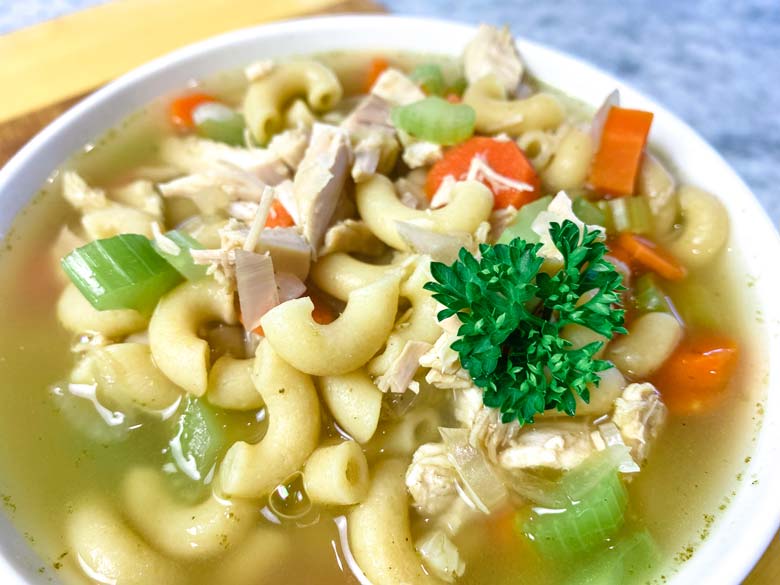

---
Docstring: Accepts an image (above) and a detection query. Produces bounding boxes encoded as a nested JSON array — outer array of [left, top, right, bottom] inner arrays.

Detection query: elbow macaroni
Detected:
[[317, 369, 383, 444], [303, 441, 369, 506], [310, 252, 407, 302], [219, 340, 320, 498], [207, 356, 261, 411], [356, 175, 493, 251], [637, 153, 679, 237], [261, 275, 401, 376], [463, 75, 564, 135], [244, 60, 343, 144], [57, 283, 147, 338], [666, 186, 729, 268], [122, 467, 255, 559], [148, 280, 237, 396], [348, 459, 445, 585], [540, 126, 594, 192], [607, 312, 683, 378]]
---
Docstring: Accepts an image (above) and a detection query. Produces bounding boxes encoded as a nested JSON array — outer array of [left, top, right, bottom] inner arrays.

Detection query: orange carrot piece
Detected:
[[652, 334, 739, 416], [364, 57, 390, 93], [445, 93, 462, 104], [425, 136, 541, 210], [169, 92, 218, 130], [265, 200, 295, 228], [589, 107, 654, 197], [615, 233, 686, 281]]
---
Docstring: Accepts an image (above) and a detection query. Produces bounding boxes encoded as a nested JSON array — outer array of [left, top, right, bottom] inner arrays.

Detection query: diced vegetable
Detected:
[[522, 447, 629, 557], [410, 63, 446, 95], [607, 196, 653, 235], [169, 397, 226, 481], [391, 97, 476, 146], [192, 102, 246, 146], [589, 107, 654, 196], [651, 334, 739, 416], [169, 92, 217, 130], [61, 234, 183, 312], [633, 273, 673, 314], [364, 56, 389, 93], [440, 427, 507, 514], [568, 530, 660, 585], [152, 229, 207, 281], [497, 195, 553, 244], [426, 136, 541, 209], [572, 196, 607, 228], [446, 76, 468, 98], [613, 233, 686, 281], [266, 200, 295, 228]]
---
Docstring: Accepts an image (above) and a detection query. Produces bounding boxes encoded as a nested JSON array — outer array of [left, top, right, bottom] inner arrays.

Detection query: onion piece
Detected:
[[235, 249, 278, 331], [275, 272, 306, 303], [395, 221, 470, 263], [439, 427, 507, 514], [590, 89, 620, 149], [596, 422, 640, 474]]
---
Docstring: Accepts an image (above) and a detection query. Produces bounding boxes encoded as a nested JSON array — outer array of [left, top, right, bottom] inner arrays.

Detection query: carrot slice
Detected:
[[445, 93, 462, 104], [364, 57, 390, 93], [265, 200, 295, 228], [589, 107, 654, 197], [425, 136, 541, 210], [614, 233, 686, 281], [169, 92, 218, 130], [652, 334, 739, 416]]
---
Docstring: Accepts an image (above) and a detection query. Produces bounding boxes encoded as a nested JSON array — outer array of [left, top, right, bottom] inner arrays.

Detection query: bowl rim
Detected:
[[0, 13, 778, 585]]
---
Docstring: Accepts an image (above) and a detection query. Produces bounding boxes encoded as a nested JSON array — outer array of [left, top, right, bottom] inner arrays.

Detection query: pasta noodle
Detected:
[[303, 441, 369, 505], [666, 186, 729, 267], [607, 312, 683, 378], [356, 175, 493, 251], [122, 467, 255, 559], [148, 280, 237, 396], [637, 152, 678, 237], [219, 340, 320, 498], [207, 355, 261, 411], [260, 274, 401, 376], [57, 282, 148, 338], [348, 459, 445, 585], [463, 75, 564, 135], [244, 60, 343, 144], [540, 126, 594, 192], [317, 369, 383, 444], [310, 252, 409, 302]]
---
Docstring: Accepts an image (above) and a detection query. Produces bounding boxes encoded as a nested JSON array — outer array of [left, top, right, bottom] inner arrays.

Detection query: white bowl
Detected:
[[0, 15, 778, 585]]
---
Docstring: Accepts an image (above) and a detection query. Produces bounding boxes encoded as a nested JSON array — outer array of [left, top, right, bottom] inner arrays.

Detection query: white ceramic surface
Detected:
[[0, 15, 778, 585]]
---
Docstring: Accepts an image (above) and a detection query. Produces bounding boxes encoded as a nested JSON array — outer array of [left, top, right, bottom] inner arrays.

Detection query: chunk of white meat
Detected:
[[370, 68, 425, 106], [531, 191, 605, 264], [395, 169, 429, 210], [494, 421, 599, 471], [267, 127, 310, 171], [415, 530, 466, 583], [405, 443, 459, 516], [318, 219, 386, 257], [111, 180, 163, 220], [159, 136, 289, 185], [342, 96, 398, 183], [342, 93, 394, 131], [244, 59, 274, 82], [292, 123, 352, 253], [420, 332, 474, 391], [611, 382, 667, 464], [489, 205, 518, 242], [376, 340, 432, 394], [463, 24, 524, 94], [61, 171, 107, 212], [257, 227, 312, 281], [398, 132, 444, 169]]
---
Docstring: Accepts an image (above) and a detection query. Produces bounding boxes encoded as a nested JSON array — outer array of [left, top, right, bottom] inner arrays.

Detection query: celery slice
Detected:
[[523, 447, 629, 557], [391, 97, 476, 145], [193, 102, 246, 146], [608, 196, 653, 235], [410, 63, 446, 95], [446, 76, 468, 97], [572, 197, 607, 228], [169, 397, 225, 482], [152, 229, 207, 281], [567, 530, 660, 585], [61, 234, 183, 312], [497, 195, 553, 245], [634, 273, 673, 314]]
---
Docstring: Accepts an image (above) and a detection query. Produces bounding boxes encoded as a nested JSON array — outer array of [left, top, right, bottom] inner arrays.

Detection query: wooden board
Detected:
[[0, 1, 778, 582]]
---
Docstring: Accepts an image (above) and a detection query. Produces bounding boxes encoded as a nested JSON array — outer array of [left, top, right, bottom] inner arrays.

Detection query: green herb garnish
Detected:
[[424, 220, 626, 424]]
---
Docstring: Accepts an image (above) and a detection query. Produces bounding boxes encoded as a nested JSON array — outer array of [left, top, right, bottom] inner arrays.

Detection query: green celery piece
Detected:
[[572, 196, 607, 227], [567, 530, 661, 585], [608, 196, 653, 235], [410, 63, 446, 95], [152, 230, 207, 281], [634, 273, 673, 314], [61, 234, 182, 312], [169, 397, 225, 482], [497, 195, 553, 245], [523, 448, 629, 557], [391, 97, 475, 146], [193, 102, 246, 146], [445, 75, 468, 97]]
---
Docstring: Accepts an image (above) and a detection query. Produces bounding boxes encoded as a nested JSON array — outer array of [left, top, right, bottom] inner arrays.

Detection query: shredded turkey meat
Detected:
[[612, 382, 667, 463], [376, 340, 432, 394], [318, 219, 386, 257], [463, 24, 524, 94], [405, 442, 459, 515]]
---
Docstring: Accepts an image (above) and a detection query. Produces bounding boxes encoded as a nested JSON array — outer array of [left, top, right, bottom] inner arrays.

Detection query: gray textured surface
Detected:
[[1, 0, 777, 224]]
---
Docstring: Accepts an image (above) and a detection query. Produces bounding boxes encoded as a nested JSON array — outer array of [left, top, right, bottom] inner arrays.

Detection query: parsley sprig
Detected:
[[424, 220, 626, 425]]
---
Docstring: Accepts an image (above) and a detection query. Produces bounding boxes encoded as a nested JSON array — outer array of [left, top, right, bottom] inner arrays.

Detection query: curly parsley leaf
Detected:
[[424, 219, 626, 425]]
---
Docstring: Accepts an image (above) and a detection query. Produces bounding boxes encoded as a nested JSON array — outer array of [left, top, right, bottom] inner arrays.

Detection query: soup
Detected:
[[0, 24, 762, 585]]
